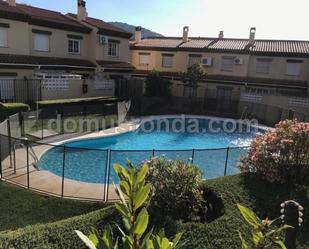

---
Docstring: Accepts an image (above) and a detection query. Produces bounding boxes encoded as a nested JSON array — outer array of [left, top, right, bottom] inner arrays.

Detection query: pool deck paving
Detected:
[[0, 122, 140, 202]]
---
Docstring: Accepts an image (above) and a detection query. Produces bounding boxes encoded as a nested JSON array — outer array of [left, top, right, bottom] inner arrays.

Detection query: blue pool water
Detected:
[[38, 117, 260, 183]]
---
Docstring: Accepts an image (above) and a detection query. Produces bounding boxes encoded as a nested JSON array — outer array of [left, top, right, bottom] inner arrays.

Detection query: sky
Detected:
[[16, 0, 309, 40]]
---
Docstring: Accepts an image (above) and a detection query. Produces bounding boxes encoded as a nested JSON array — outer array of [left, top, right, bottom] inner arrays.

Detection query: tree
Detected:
[[145, 70, 172, 97], [181, 64, 207, 98]]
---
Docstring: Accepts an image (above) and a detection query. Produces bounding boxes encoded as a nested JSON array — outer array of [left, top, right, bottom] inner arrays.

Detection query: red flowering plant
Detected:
[[240, 120, 309, 184]]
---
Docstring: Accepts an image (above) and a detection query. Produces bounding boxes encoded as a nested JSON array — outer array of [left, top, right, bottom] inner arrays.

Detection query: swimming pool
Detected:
[[38, 116, 262, 183]]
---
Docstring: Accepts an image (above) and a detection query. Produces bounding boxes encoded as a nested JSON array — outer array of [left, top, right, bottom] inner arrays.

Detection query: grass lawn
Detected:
[[0, 181, 106, 232]]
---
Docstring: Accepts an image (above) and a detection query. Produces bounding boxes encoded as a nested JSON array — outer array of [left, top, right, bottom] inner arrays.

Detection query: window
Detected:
[[286, 60, 303, 76], [139, 53, 150, 66], [162, 54, 173, 68], [68, 39, 80, 54], [34, 34, 49, 52], [221, 57, 234, 72], [188, 54, 202, 66], [0, 28, 8, 47], [108, 42, 119, 57], [256, 58, 272, 74]]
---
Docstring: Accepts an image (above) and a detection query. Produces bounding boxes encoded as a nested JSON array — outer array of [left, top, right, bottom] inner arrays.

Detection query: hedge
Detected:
[[36, 96, 119, 106], [177, 174, 309, 249], [0, 103, 29, 122], [0, 207, 118, 249], [0, 174, 308, 249]]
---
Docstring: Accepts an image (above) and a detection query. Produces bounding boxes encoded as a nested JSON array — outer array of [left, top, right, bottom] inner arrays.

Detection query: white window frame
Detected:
[[256, 58, 272, 74], [221, 57, 234, 72], [0, 28, 8, 48], [162, 54, 173, 68], [108, 42, 119, 57], [68, 39, 81, 54], [286, 61, 302, 76], [188, 55, 202, 67], [33, 33, 50, 52], [139, 53, 150, 66]]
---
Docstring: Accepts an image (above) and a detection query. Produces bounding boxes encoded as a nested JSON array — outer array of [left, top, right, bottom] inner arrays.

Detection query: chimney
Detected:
[[218, 31, 224, 39], [183, 26, 189, 43], [135, 26, 142, 43], [249, 27, 256, 45], [77, 0, 87, 21], [7, 0, 16, 6]]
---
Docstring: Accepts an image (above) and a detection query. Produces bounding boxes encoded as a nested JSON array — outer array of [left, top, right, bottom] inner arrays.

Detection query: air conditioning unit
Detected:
[[234, 58, 244, 65], [202, 57, 213, 66], [98, 35, 108, 44]]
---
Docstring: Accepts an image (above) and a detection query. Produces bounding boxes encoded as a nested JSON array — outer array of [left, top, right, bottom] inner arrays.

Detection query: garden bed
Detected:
[[0, 174, 307, 248]]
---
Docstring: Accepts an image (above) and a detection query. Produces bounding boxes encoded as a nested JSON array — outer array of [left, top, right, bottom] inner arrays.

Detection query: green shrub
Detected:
[[77, 162, 185, 249], [0, 103, 29, 122], [0, 207, 118, 249], [176, 174, 309, 249], [144, 70, 172, 97], [144, 158, 206, 222], [240, 120, 309, 184]]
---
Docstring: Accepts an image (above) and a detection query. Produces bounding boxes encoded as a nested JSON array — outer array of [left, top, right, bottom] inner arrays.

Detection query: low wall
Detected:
[[41, 79, 114, 101]]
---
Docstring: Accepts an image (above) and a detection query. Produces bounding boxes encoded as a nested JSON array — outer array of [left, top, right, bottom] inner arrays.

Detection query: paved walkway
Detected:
[[0, 121, 140, 202]]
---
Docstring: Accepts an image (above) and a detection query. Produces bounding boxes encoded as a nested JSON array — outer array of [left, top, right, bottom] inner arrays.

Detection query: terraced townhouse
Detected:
[[130, 27, 309, 118], [0, 0, 134, 101]]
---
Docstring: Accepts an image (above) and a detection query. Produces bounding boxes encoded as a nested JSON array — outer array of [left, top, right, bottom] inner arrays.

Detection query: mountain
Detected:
[[109, 22, 163, 39]]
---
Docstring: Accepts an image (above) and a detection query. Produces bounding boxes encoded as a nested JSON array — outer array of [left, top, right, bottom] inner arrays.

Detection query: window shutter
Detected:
[[286, 63, 301, 76], [162, 55, 173, 67], [34, 34, 49, 52], [188, 55, 202, 66], [256, 61, 270, 74], [139, 54, 150, 65], [221, 58, 234, 71], [0, 28, 8, 47]]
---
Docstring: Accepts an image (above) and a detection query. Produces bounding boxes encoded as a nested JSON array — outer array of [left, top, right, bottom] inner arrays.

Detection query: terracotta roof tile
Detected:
[[179, 38, 214, 48], [0, 0, 26, 15], [208, 39, 250, 51], [0, 0, 91, 33], [17, 4, 86, 28], [133, 37, 183, 48], [132, 37, 309, 56], [0, 54, 96, 68], [67, 13, 132, 38], [251, 40, 309, 54]]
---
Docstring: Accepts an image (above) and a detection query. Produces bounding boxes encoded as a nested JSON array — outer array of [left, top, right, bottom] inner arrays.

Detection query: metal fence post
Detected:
[[13, 144, 16, 174], [7, 119, 12, 169], [61, 145, 66, 197], [0, 135, 2, 178], [26, 139, 30, 189], [191, 149, 195, 164], [103, 149, 110, 202], [106, 149, 112, 202], [13, 79, 16, 102], [61, 113, 64, 134], [224, 147, 230, 176]]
